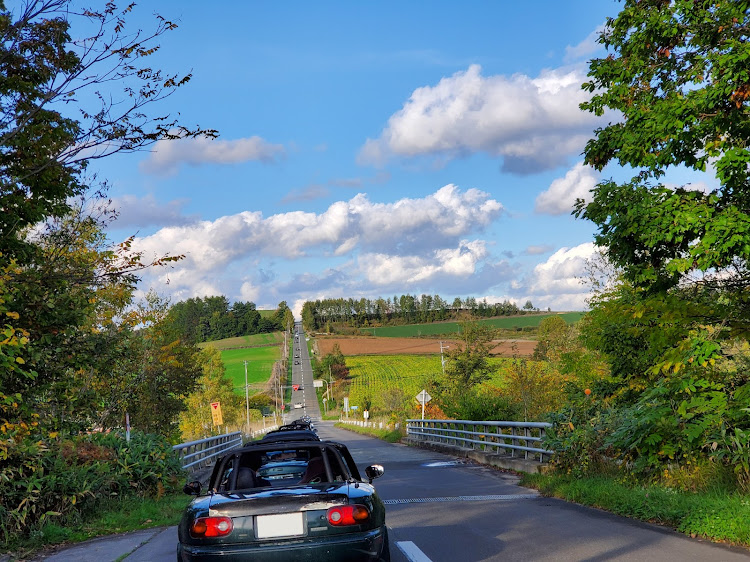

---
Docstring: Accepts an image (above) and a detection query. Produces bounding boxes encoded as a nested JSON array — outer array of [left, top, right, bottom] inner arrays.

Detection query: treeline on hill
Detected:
[[166, 296, 293, 344], [301, 294, 536, 331]]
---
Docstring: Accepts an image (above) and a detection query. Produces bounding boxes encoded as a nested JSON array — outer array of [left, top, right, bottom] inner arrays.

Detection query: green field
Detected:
[[358, 312, 584, 338], [221, 347, 280, 394], [346, 355, 512, 412], [199, 332, 283, 351]]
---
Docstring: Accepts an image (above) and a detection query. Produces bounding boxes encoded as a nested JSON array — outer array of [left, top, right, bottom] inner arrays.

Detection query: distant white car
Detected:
[[293, 402, 303, 409]]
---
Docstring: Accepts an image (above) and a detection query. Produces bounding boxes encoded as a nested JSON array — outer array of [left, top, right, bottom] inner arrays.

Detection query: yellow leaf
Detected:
[[6, 311, 19, 320], [568, 422, 575, 431], [15, 357, 25, 364], [49, 432, 58, 439]]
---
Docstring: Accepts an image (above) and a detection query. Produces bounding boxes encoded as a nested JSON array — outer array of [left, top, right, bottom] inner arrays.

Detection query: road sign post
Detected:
[[416, 389, 432, 420], [244, 360, 250, 436]]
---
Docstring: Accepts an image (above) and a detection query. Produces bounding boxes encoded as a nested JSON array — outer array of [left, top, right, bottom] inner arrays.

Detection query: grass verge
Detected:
[[520, 473, 750, 547], [335, 422, 404, 443], [5, 492, 191, 558]]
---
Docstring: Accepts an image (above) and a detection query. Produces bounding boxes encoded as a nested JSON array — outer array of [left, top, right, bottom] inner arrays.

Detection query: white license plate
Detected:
[[255, 512, 304, 538]]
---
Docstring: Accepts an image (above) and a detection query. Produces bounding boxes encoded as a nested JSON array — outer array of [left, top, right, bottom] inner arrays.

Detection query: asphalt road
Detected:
[[38, 421, 749, 561], [313, 422, 750, 562], [289, 323, 321, 421]]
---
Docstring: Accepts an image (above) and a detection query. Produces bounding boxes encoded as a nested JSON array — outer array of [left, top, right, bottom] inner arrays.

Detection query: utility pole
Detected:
[[440, 341, 449, 375], [244, 360, 250, 436]]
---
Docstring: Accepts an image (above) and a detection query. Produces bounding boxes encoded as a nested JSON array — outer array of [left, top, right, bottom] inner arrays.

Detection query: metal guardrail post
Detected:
[[524, 427, 530, 460]]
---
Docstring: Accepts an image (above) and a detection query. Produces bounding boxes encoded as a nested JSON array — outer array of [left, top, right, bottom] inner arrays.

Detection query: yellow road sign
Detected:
[[210, 401, 223, 426]]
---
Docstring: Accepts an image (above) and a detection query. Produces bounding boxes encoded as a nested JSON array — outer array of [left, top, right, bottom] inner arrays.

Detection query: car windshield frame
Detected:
[[208, 441, 357, 493]]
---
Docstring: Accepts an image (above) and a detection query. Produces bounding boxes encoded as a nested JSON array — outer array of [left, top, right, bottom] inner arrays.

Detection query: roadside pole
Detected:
[[244, 360, 250, 436]]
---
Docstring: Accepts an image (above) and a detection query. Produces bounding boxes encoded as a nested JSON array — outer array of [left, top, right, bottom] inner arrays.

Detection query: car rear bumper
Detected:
[[178, 526, 387, 561]]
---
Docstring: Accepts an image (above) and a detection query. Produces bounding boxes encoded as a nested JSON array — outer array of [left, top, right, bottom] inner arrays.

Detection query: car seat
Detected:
[[298, 457, 326, 484]]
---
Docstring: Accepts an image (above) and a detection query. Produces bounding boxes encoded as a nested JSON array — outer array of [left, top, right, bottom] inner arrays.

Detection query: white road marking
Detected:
[[396, 541, 433, 562], [383, 493, 537, 505]]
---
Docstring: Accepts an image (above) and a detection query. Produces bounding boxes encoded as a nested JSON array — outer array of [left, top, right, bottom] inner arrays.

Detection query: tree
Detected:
[[104, 292, 202, 438], [577, 1, 750, 309], [1, 1, 213, 260], [2, 210, 182, 433], [564, 1, 750, 487], [180, 347, 245, 441], [322, 344, 349, 381], [441, 322, 498, 391], [503, 358, 568, 421], [0, 0, 212, 435]]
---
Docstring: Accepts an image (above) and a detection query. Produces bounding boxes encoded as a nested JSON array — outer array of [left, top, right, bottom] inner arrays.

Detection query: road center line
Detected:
[[396, 541, 433, 562]]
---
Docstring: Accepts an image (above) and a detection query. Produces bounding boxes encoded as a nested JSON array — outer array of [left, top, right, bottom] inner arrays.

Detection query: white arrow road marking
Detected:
[[396, 541, 433, 562]]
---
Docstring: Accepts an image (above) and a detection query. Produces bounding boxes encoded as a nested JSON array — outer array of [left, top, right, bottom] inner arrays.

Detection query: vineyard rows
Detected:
[[346, 355, 441, 410], [346, 355, 520, 411]]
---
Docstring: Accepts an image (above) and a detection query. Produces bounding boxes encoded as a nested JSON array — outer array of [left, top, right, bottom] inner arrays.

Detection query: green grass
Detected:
[[358, 312, 584, 337], [199, 332, 283, 351], [221, 346, 280, 394], [7, 493, 191, 557], [521, 473, 750, 546]]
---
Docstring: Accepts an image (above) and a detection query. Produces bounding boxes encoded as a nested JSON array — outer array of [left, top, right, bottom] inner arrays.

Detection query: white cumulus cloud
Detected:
[[240, 281, 261, 302], [140, 135, 285, 176], [358, 239, 489, 287], [358, 64, 602, 174], [535, 161, 599, 215], [515, 242, 597, 310], [131, 185, 504, 298]]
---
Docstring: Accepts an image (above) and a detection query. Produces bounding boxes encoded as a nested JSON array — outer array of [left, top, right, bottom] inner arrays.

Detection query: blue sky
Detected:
[[85, 1, 716, 316]]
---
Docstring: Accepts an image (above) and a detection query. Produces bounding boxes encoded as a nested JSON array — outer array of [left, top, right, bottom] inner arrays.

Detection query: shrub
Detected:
[[0, 430, 183, 543], [543, 382, 621, 478], [439, 387, 520, 422]]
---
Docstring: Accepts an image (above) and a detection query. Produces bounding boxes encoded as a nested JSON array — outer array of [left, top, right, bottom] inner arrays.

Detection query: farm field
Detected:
[[346, 355, 514, 413], [317, 337, 536, 357], [198, 332, 283, 351], [356, 312, 584, 337], [220, 346, 280, 395]]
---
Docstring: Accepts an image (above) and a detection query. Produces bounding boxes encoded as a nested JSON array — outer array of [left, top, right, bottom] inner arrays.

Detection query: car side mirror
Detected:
[[365, 464, 384, 483], [183, 481, 202, 495]]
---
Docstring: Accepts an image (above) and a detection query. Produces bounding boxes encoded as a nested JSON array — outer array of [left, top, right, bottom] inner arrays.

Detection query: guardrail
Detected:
[[173, 432, 243, 470], [407, 419, 554, 462], [173, 426, 280, 470], [339, 419, 401, 430]]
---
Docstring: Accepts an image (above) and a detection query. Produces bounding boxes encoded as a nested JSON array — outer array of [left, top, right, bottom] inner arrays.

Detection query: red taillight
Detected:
[[190, 516, 233, 538], [327, 504, 370, 526]]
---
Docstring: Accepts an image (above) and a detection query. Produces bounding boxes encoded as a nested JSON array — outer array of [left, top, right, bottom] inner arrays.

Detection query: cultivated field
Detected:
[[356, 312, 584, 337], [345, 355, 514, 412], [317, 337, 536, 357], [198, 332, 283, 351]]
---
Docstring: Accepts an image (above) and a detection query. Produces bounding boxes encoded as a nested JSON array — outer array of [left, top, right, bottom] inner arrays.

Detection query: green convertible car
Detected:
[[177, 437, 389, 561]]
